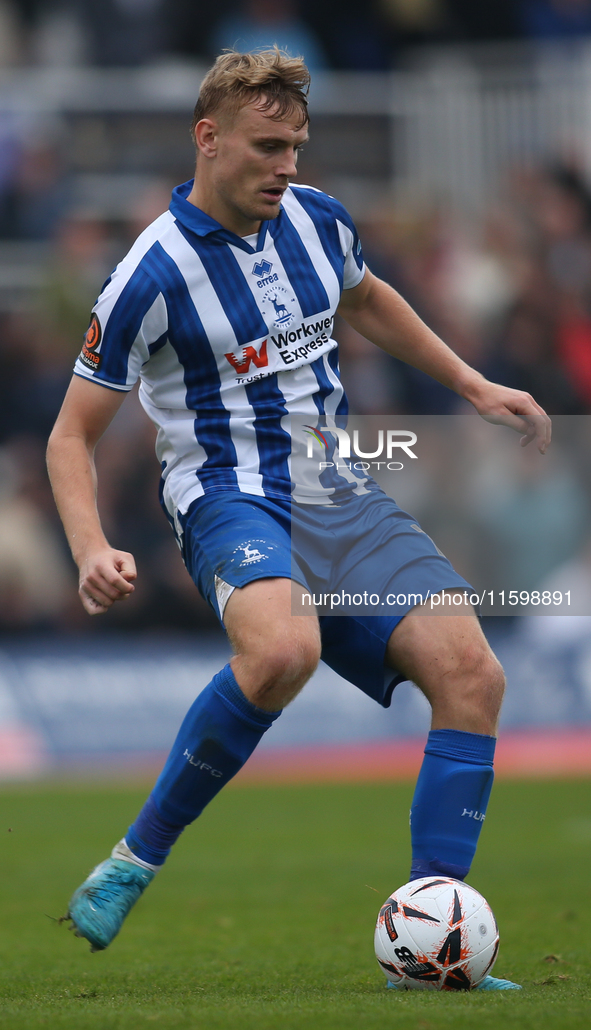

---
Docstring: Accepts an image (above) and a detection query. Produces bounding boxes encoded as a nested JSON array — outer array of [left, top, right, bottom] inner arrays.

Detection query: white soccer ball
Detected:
[[374, 877, 499, 991]]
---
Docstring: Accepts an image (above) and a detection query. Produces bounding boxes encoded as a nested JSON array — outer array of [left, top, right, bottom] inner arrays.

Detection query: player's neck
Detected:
[[186, 177, 261, 238]]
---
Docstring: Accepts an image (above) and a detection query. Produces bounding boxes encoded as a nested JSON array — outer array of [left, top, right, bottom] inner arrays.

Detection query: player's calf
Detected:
[[63, 663, 286, 949], [63, 581, 321, 951], [387, 612, 506, 882]]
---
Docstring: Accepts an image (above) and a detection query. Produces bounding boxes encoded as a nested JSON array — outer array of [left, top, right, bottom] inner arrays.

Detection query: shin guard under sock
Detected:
[[409, 728, 495, 882], [125, 664, 281, 866]]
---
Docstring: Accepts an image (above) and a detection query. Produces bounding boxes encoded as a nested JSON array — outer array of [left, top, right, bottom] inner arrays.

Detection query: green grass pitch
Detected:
[[0, 778, 590, 1029]]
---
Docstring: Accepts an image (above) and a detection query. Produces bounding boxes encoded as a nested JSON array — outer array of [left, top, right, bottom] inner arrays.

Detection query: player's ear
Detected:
[[194, 118, 219, 159]]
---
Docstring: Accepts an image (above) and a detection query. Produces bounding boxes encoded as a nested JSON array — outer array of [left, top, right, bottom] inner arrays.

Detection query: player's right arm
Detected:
[[46, 376, 137, 616]]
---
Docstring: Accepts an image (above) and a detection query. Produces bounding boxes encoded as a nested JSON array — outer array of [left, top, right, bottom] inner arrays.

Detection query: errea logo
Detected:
[[253, 259, 272, 277], [252, 258, 278, 288]]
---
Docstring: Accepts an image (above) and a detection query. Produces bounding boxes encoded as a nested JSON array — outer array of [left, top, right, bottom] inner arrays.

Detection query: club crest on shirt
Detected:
[[261, 285, 296, 328], [79, 313, 102, 371]]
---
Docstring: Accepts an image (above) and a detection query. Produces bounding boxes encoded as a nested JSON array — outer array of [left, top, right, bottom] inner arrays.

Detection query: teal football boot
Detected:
[[387, 974, 522, 991], [62, 841, 157, 951], [473, 975, 522, 990]]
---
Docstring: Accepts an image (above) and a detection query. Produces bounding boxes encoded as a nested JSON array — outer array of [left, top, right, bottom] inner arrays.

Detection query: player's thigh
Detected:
[[386, 591, 484, 683], [225, 577, 320, 655], [386, 590, 505, 732]]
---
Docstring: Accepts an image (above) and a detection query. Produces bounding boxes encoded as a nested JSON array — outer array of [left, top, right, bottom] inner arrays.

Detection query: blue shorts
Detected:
[[178, 490, 472, 708]]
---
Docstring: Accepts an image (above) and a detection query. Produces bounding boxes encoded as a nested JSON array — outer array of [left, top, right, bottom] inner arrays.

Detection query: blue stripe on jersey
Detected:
[[174, 222, 269, 346], [268, 210, 331, 317], [97, 267, 161, 385], [142, 242, 239, 492], [290, 189, 344, 291], [244, 374, 291, 497], [256, 221, 269, 251]]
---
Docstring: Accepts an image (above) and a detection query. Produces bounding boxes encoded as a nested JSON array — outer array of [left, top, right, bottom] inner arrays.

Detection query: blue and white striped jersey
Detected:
[[74, 179, 370, 518]]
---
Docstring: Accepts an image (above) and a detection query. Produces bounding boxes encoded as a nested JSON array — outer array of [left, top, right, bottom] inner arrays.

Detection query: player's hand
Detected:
[[78, 548, 137, 615], [467, 381, 552, 454]]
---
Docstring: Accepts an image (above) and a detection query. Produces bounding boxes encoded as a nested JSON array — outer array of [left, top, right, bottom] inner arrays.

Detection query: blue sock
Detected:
[[125, 664, 281, 866], [409, 729, 496, 882]]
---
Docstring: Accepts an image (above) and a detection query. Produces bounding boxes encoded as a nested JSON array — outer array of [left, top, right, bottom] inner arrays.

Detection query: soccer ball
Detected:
[[374, 877, 499, 991]]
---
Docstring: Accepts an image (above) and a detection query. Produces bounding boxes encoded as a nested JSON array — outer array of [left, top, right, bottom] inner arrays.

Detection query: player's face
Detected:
[[198, 101, 309, 236]]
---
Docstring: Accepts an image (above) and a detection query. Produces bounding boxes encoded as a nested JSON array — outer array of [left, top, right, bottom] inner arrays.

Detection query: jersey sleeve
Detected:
[[328, 197, 366, 290], [288, 185, 366, 293], [74, 260, 168, 391]]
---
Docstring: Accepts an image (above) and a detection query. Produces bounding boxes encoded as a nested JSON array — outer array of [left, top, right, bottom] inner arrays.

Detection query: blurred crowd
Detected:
[[2, 1, 591, 634], [2, 144, 591, 633], [344, 162, 591, 418], [2, 1, 591, 72]]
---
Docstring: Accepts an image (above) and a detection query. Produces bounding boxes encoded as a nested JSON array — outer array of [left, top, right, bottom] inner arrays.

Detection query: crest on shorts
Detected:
[[231, 539, 274, 567]]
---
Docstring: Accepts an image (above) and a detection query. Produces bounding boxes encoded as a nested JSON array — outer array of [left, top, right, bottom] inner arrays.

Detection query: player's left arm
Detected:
[[337, 268, 551, 453]]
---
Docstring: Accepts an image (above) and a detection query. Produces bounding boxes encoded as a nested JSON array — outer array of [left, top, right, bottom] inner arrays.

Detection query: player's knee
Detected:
[[452, 647, 505, 724], [267, 634, 320, 686], [239, 629, 321, 708], [486, 654, 506, 712]]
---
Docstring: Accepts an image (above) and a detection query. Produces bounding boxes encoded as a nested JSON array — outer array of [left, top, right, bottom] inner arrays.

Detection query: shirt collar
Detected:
[[169, 179, 273, 253], [170, 179, 226, 237]]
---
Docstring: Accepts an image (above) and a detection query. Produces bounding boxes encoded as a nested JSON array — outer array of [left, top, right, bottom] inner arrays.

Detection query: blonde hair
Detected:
[[191, 48, 310, 139]]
